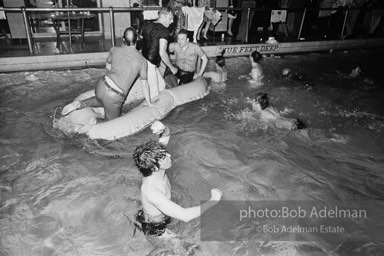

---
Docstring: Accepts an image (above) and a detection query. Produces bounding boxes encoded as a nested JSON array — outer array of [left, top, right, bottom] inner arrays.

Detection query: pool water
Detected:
[[1, 49, 384, 256]]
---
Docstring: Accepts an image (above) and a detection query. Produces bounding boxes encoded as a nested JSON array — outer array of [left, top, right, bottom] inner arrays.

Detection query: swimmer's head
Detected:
[[256, 93, 269, 110], [158, 7, 174, 28], [282, 68, 292, 77], [122, 27, 138, 46], [216, 49, 226, 68], [250, 51, 262, 63], [133, 140, 170, 177], [177, 29, 189, 47]]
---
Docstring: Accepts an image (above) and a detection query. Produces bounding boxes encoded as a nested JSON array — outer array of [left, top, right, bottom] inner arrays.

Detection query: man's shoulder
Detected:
[[188, 42, 205, 53], [142, 180, 166, 199]]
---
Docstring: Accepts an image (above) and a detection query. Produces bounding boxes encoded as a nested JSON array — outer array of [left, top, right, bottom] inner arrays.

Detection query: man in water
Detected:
[[133, 122, 222, 236], [141, 6, 179, 92], [166, 29, 208, 86], [203, 50, 227, 91], [61, 27, 151, 132], [250, 93, 306, 130]]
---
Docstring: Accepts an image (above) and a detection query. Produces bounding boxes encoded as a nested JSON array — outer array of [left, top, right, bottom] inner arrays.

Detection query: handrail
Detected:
[[1, 6, 383, 56], [2, 6, 382, 12]]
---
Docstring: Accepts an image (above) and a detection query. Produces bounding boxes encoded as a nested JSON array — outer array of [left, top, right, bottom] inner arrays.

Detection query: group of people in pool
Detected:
[[60, 6, 306, 237]]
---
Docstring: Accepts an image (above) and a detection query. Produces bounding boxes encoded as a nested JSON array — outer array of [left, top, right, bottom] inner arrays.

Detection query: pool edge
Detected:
[[1, 38, 384, 73]]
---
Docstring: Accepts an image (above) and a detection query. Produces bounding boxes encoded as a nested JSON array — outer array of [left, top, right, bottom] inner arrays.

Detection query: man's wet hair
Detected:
[[251, 51, 263, 63], [177, 29, 189, 36], [133, 140, 168, 177], [293, 118, 307, 130], [256, 93, 269, 110], [216, 49, 226, 68], [123, 27, 137, 46], [158, 6, 174, 17]]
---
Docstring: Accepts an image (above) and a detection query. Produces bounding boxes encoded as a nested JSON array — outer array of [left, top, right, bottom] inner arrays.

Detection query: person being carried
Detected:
[[133, 121, 222, 236], [249, 51, 264, 87], [165, 29, 208, 87], [61, 27, 150, 133], [250, 93, 306, 130], [141, 6, 178, 93]]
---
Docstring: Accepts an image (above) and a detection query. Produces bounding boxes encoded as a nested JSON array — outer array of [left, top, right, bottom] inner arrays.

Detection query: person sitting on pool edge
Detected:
[[61, 27, 152, 133], [164, 29, 208, 87], [251, 93, 306, 130], [133, 122, 222, 236]]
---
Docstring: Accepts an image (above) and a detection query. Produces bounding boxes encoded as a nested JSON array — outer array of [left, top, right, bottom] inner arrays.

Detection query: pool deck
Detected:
[[1, 38, 384, 72]]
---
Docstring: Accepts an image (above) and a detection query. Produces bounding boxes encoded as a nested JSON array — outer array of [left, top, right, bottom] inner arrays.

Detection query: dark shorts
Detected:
[[134, 209, 171, 236], [164, 67, 194, 87]]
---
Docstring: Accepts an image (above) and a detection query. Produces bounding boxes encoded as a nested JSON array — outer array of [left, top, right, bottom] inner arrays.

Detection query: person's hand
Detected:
[[170, 66, 178, 75], [62, 100, 81, 116], [210, 188, 222, 201], [151, 120, 166, 135], [194, 73, 202, 79], [158, 125, 171, 145]]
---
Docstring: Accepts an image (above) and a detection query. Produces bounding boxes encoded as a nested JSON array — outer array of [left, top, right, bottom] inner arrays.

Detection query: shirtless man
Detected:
[[61, 27, 151, 132], [203, 50, 227, 84], [133, 121, 222, 236], [250, 93, 306, 130]]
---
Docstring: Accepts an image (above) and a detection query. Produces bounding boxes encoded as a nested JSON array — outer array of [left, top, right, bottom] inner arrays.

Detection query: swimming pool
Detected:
[[1, 50, 384, 255]]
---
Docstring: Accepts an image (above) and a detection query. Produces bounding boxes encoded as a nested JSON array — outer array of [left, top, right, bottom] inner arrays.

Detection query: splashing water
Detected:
[[1, 51, 384, 255]]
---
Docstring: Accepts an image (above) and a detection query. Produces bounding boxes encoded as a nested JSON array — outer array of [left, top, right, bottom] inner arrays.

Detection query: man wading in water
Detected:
[[133, 121, 222, 236]]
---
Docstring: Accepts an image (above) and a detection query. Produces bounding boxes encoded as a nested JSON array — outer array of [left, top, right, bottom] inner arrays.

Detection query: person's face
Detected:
[[158, 152, 172, 170], [163, 13, 174, 28], [177, 34, 188, 47]]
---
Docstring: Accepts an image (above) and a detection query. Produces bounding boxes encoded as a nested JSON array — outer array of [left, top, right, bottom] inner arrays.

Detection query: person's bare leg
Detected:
[[281, 23, 289, 38], [227, 18, 234, 35], [369, 16, 382, 35], [202, 21, 211, 39], [197, 21, 204, 41]]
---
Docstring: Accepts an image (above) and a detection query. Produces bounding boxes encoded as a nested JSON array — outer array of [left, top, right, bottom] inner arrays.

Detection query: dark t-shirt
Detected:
[[141, 22, 170, 66]]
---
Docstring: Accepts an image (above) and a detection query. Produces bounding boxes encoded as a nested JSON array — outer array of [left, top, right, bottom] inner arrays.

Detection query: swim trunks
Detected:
[[134, 209, 171, 236]]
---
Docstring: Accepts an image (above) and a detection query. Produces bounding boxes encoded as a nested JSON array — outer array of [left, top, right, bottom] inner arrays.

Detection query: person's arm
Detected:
[[168, 42, 175, 54], [139, 61, 152, 105], [106, 49, 112, 71], [141, 80, 152, 105], [196, 54, 208, 77], [159, 38, 178, 74], [150, 188, 222, 222], [158, 126, 170, 146], [151, 121, 171, 146]]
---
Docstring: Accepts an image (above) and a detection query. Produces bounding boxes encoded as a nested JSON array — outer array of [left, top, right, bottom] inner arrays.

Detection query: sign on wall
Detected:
[[216, 44, 280, 56]]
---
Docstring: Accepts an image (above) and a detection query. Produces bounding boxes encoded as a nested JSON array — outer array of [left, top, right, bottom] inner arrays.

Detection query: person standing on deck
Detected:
[[167, 0, 192, 38]]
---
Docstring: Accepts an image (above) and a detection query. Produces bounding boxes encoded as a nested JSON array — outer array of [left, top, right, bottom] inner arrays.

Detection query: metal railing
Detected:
[[1, 6, 383, 56]]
